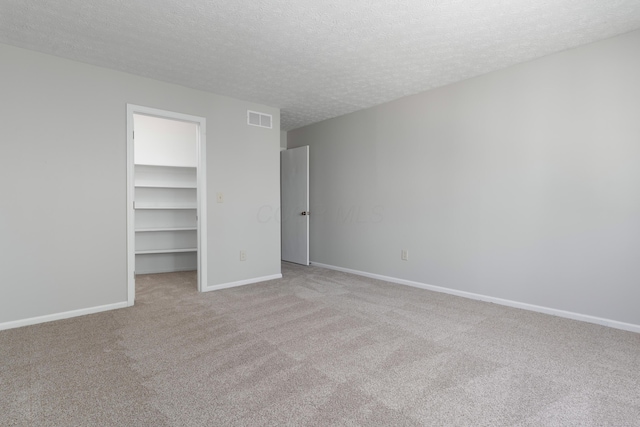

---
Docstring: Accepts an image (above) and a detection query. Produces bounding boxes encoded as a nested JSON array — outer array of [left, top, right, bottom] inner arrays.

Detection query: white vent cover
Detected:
[[247, 110, 272, 129]]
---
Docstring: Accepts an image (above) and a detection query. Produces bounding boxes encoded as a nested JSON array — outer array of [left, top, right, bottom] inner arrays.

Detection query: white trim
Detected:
[[126, 105, 135, 306], [310, 262, 640, 334], [203, 274, 282, 292], [304, 147, 310, 266], [196, 118, 208, 293], [126, 104, 208, 301], [0, 302, 128, 331]]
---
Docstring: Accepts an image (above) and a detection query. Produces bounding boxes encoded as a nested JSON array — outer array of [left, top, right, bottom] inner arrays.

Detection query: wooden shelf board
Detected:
[[135, 164, 196, 169], [135, 206, 196, 210], [135, 248, 197, 255], [135, 227, 197, 232], [135, 184, 196, 189]]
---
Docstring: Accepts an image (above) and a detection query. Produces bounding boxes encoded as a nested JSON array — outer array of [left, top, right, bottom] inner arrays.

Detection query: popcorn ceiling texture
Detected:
[[1, 0, 640, 130]]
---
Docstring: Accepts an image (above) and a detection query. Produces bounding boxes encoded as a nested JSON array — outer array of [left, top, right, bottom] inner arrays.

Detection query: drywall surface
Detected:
[[280, 131, 287, 150], [0, 43, 280, 325], [134, 114, 197, 167], [288, 30, 640, 326]]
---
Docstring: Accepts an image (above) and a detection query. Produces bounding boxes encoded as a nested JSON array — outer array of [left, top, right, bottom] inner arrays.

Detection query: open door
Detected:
[[281, 146, 309, 265]]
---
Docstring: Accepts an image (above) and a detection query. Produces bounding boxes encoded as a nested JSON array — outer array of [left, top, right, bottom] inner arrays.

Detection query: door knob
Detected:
[[301, 211, 310, 216]]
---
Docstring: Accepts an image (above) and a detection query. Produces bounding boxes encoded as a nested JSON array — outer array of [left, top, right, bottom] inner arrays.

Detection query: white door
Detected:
[[281, 146, 309, 265]]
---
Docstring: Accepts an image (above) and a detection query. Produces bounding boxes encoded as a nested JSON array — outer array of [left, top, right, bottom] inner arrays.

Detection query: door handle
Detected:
[[301, 211, 310, 216]]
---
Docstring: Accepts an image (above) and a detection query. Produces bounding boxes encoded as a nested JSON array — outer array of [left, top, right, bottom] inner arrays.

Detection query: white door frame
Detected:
[[126, 104, 208, 305]]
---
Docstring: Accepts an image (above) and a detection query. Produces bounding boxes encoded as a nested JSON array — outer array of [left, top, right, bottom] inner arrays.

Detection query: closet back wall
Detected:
[[134, 114, 198, 275], [134, 115, 197, 167]]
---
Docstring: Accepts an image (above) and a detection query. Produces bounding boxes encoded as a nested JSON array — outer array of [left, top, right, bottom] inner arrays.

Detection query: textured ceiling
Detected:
[[1, 1, 640, 131]]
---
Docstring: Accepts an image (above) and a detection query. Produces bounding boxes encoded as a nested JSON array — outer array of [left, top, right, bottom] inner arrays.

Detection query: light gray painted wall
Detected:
[[280, 131, 287, 150], [0, 43, 281, 325], [288, 29, 640, 326]]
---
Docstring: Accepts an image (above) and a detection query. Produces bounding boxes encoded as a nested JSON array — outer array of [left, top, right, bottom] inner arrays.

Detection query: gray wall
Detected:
[[0, 43, 281, 325], [288, 30, 640, 326]]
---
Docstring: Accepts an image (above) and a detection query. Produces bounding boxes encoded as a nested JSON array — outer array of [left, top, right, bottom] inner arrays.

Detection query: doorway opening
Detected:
[[126, 105, 207, 305]]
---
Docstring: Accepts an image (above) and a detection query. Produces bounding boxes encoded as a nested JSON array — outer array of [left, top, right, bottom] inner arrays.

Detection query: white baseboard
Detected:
[[203, 274, 283, 292], [0, 301, 129, 331], [311, 262, 640, 334]]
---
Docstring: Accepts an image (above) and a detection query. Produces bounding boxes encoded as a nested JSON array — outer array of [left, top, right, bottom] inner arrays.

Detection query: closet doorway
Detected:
[[126, 105, 207, 305]]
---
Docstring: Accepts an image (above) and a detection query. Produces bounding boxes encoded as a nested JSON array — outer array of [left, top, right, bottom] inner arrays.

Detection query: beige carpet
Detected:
[[2, 263, 639, 426]]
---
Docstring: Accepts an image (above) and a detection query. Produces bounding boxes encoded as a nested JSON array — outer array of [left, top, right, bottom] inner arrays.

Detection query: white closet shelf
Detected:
[[135, 184, 196, 189], [135, 206, 196, 210], [136, 248, 197, 255], [133, 138, 198, 274], [135, 164, 196, 169], [135, 227, 197, 232]]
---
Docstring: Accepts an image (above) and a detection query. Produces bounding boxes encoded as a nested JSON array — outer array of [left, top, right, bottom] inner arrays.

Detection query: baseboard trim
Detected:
[[0, 301, 129, 331], [311, 262, 640, 334], [203, 274, 283, 292]]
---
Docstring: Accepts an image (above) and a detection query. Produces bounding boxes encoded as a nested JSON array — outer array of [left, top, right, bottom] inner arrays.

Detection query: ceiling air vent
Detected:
[[247, 110, 272, 129]]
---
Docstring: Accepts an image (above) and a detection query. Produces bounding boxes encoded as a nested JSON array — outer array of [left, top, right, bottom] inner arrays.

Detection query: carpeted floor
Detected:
[[2, 263, 639, 426]]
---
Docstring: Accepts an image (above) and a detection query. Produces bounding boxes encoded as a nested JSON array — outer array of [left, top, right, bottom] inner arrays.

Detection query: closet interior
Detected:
[[133, 114, 198, 275]]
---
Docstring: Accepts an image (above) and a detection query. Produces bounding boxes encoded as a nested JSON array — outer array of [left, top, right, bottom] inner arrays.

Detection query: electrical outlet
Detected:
[[240, 250, 247, 261], [401, 249, 409, 261], [217, 192, 224, 203]]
